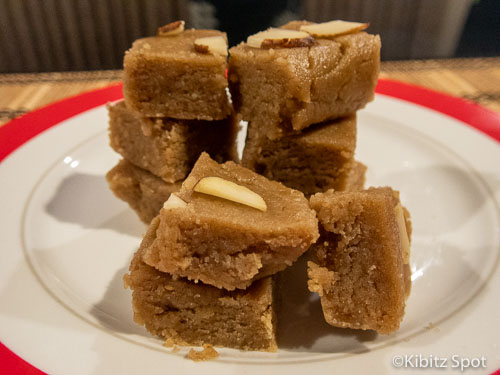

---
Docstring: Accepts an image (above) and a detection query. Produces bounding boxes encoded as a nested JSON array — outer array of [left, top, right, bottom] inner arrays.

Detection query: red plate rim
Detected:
[[376, 79, 500, 142], [0, 79, 499, 375]]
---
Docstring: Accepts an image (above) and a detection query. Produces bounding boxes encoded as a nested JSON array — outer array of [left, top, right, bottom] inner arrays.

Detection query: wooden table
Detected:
[[1, 57, 499, 127]]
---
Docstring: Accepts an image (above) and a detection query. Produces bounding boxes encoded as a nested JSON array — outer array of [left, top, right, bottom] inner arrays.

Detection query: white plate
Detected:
[[1, 87, 499, 374]]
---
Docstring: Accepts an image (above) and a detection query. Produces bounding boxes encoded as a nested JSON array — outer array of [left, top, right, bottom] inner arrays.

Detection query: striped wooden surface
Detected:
[[0, 57, 499, 126]]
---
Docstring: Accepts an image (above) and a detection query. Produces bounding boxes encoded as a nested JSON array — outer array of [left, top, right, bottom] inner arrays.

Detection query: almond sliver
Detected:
[[194, 176, 267, 212], [300, 20, 368, 38]]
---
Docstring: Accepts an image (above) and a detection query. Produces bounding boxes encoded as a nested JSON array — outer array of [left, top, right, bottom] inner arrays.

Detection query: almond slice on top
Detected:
[[247, 28, 315, 49], [194, 36, 228, 57], [158, 20, 185, 36], [194, 176, 267, 212], [163, 194, 187, 210], [300, 20, 369, 38]]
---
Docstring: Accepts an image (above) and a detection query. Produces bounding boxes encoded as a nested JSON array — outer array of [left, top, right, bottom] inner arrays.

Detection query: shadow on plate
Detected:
[[45, 172, 144, 237], [89, 259, 147, 336]]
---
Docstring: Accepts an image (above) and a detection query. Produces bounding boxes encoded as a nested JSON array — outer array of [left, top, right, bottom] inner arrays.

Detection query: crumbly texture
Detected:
[[344, 161, 367, 192], [123, 29, 232, 120], [242, 115, 364, 196], [108, 101, 238, 183], [186, 345, 219, 362], [228, 21, 380, 139], [308, 187, 412, 334], [142, 152, 319, 290], [124, 217, 277, 352], [106, 159, 181, 223]]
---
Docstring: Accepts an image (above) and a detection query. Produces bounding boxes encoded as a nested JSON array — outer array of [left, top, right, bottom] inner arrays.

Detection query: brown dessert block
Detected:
[[123, 28, 231, 120], [308, 187, 412, 334], [228, 21, 380, 139], [242, 114, 362, 196], [344, 161, 367, 192], [106, 159, 181, 224], [108, 101, 238, 183], [142, 152, 319, 290], [124, 216, 277, 351]]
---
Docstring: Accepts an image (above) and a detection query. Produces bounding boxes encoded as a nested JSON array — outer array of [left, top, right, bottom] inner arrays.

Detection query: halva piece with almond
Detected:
[[228, 20, 380, 139], [141, 152, 319, 290], [124, 22, 231, 120]]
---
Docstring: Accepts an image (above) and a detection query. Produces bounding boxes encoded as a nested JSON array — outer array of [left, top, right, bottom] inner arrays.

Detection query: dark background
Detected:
[[0, 0, 498, 73]]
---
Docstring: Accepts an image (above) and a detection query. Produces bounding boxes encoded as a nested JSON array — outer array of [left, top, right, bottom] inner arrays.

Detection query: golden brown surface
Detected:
[[124, 216, 277, 352], [123, 29, 231, 120], [242, 114, 360, 196], [106, 159, 181, 223], [228, 21, 380, 139], [344, 161, 367, 192], [308, 187, 411, 334], [108, 101, 238, 183], [142, 153, 319, 290]]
